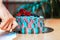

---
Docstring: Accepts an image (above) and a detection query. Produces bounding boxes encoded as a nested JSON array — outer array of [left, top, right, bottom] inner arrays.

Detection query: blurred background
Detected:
[[3, 0, 60, 18]]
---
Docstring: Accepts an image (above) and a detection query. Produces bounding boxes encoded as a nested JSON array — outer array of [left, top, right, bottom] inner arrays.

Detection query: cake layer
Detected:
[[16, 16, 44, 34]]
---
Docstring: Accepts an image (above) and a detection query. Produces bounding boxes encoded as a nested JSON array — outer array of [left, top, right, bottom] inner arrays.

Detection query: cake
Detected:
[[16, 9, 44, 34]]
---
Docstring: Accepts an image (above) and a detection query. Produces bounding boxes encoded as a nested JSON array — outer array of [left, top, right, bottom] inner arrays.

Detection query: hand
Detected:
[[0, 3, 18, 32]]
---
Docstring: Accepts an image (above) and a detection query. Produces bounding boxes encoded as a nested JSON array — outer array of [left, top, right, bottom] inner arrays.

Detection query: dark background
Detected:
[[3, 0, 60, 18]]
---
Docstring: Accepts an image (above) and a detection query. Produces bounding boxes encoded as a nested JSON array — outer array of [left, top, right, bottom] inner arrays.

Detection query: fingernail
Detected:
[[10, 29, 12, 32]]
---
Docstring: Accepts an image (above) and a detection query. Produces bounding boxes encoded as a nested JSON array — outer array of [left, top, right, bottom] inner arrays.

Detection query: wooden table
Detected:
[[13, 19, 60, 40]]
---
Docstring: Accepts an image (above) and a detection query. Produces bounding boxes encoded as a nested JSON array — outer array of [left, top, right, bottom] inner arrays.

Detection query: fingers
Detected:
[[1, 18, 12, 29], [7, 18, 15, 32], [0, 20, 7, 28], [5, 18, 14, 32], [1, 18, 14, 31], [10, 20, 18, 32], [0, 17, 18, 32], [0, 18, 11, 29], [6, 20, 13, 31], [2, 21, 9, 30], [6, 19, 18, 32]]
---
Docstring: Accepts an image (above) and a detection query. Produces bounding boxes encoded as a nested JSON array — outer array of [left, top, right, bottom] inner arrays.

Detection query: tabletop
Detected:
[[13, 19, 60, 40]]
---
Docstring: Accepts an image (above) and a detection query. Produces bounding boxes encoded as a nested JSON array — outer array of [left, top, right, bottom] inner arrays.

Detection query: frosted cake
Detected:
[[16, 16, 44, 34]]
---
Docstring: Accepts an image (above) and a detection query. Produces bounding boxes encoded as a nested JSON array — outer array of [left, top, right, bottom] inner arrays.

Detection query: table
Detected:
[[13, 19, 60, 40]]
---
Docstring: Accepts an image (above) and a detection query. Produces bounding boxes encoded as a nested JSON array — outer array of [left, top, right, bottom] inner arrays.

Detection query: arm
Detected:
[[0, 0, 18, 32]]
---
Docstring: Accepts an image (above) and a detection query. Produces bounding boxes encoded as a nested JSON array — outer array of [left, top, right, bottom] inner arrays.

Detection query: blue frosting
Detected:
[[16, 16, 44, 34]]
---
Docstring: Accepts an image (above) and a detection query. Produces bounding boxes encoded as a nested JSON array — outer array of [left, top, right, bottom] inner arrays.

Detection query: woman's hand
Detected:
[[0, 3, 18, 32]]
